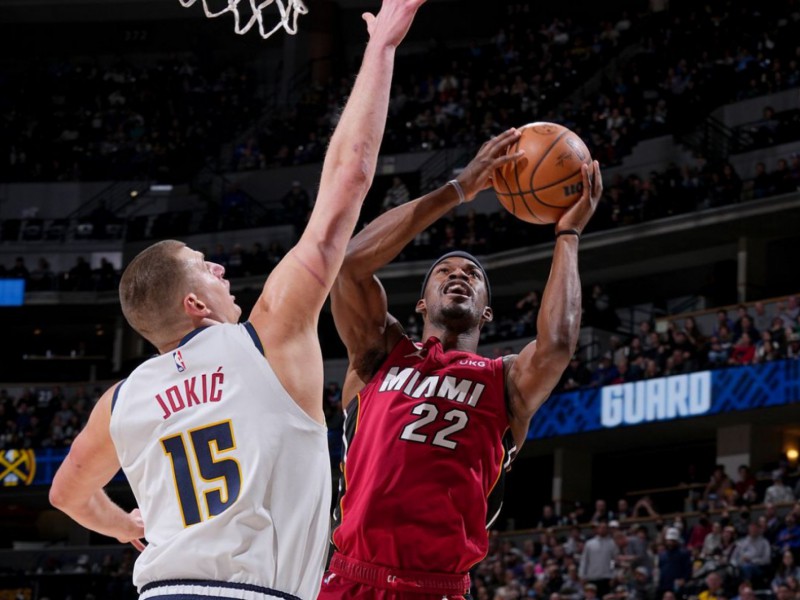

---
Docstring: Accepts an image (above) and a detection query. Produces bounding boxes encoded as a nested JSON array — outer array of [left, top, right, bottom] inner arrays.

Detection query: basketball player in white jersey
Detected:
[[48, 2, 427, 599]]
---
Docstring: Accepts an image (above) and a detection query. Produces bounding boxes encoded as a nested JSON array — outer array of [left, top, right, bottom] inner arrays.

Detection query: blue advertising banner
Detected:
[[528, 359, 800, 440]]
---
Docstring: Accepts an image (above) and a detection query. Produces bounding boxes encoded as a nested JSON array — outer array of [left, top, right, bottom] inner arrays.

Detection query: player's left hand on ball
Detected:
[[555, 160, 602, 235]]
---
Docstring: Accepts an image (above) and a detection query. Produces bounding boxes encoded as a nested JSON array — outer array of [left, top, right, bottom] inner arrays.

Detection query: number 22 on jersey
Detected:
[[160, 420, 242, 527], [400, 402, 469, 450]]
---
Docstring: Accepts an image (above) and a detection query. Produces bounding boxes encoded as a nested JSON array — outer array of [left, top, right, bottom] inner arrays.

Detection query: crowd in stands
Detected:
[[0, 241, 287, 292], [237, 0, 800, 178], [0, 255, 119, 292], [737, 107, 800, 154], [1, 1, 798, 188], [4, 1, 800, 261], [1, 56, 257, 182], [11, 547, 138, 599], [473, 489, 800, 600], [553, 295, 800, 393], [0, 385, 96, 451]]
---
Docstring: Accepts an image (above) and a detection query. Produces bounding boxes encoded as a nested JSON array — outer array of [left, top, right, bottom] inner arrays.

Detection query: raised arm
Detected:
[[248, 0, 425, 421], [505, 161, 602, 443], [332, 129, 523, 393], [49, 384, 145, 549]]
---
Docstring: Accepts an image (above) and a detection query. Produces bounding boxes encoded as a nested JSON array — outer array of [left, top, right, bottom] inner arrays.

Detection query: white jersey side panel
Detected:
[[109, 323, 330, 600]]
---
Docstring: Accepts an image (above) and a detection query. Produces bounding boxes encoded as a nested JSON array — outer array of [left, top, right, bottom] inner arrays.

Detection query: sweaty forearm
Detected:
[[345, 183, 462, 278], [536, 236, 581, 356]]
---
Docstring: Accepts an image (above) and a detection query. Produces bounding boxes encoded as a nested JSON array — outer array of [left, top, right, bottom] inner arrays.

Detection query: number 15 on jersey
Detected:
[[161, 420, 242, 527]]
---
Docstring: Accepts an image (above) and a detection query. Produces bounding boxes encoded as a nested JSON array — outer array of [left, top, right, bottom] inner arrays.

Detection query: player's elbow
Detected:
[[49, 482, 69, 512], [49, 456, 80, 513], [330, 155, 372, 198]]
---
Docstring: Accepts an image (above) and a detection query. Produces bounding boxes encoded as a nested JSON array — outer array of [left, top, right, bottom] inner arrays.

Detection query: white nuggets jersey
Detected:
[[109, 323, 330, 600]]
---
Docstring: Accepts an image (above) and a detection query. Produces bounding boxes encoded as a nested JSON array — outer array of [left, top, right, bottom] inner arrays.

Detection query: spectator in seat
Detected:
[[717, 324, 735, 355], [687, 512, 712, 550], [590, 354, 619, 387], [585, 284, 620, 330], [701, 521, 723, 558], [728, 332, 755, 365], [613, 526, 651, 572], [616, 498, 632, 522], [733, 314, 759, 342], [657, 527, 692, 599], [561, 563, 584, 599], [754, 330, 781, 363], [590, 499, 613, 525], [752, 161, 772, 199], [712, 310, 734, 337], [776, 513, 800, 554], [769, 317, 789, 355], [772, 549, 800, 594], [579, 520, 618, 597], [381, 176, 411, 211], [681, 316, 705, 349], [772, 158, 796, 195], [731, 522, 772, 587], [282, 180, 311, 231], [752, 301, 771, 332], [629, 566, 654, 600], [538, 505, 561, 529], [733, 465, 758, 506], [730, 582, 756, 600], [780, 296, 799, 329], [770, 550, 800, 596], [703, 464, 733, 509], [564, 525, 585, 558], [65, 256, 91, 291], [698, 572, 724, 600], [29, 258, 56, 291], [762, 503, 785, 543], [10, 257, 30, 281], [707, 336, 729, 367], [765, 470, 795, 505]]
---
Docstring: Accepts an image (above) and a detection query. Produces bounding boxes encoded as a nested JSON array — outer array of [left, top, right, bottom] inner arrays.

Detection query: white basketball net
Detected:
[[179, 0, 309, 39]]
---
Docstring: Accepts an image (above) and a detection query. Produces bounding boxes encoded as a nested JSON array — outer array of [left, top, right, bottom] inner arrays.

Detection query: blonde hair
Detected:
[[119, 240, 188, 341]]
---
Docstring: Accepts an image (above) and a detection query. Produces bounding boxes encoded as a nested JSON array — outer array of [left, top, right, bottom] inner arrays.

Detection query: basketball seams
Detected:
[[510, 134, 528, 221], [530, 170, 583, 208], [528, 127, 569, 189], [491, 122, 590, 224], [528, 128, 569, 218]]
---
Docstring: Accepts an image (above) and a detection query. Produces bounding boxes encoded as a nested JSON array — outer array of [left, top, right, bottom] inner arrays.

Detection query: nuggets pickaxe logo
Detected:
[[0, 449, 36, 486]]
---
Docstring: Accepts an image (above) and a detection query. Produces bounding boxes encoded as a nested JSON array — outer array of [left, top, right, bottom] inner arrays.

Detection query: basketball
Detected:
[[492, 122, 592, 224]]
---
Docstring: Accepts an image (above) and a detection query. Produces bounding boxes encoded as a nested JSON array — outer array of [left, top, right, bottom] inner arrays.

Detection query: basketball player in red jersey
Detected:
[[318, 131, 603, 599]]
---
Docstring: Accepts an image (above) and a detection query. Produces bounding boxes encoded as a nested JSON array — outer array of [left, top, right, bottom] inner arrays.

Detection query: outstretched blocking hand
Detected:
[[363, 0, 427, 47], [556, 160, 603, 235], [456, 128, 524, 202]]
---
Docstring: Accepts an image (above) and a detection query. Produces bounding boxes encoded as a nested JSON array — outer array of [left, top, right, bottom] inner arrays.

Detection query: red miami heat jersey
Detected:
[[332, 335, 514, 575]]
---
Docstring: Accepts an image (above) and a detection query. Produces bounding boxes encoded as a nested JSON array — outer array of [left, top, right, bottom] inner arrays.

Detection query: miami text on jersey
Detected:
[[378, 367, 485, 407], [155, 366, 225, 420]]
